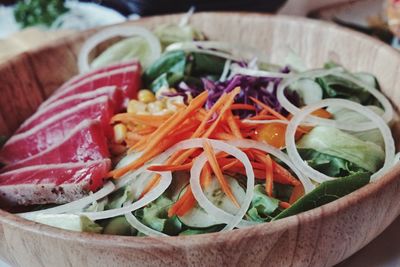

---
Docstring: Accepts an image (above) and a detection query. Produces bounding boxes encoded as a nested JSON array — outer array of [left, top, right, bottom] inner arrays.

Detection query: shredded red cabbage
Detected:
[[170, 67, 298, 118]]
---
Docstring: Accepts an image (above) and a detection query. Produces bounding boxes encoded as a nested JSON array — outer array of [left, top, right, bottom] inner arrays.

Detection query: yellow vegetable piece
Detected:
[[147, 100, 165, 114], [138, 89, 156, 104], [127, 100, 147, 114], [113, 123, 127, 144]]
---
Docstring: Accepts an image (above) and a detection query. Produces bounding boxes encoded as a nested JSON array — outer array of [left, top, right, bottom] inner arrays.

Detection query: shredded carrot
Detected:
[[203, 140, 240, 207], [112, 92, 208, 178], [191, 93, 229, 138], [250, 97, 288, 121], [279, 201, 291, 209], [311, 108, 332, 119], [147, 162, 193, 172], [212, 132, 237, 140], [126, 132, 146, 141], [247, 114, 277, 121], [135, 126, 158, 135], [221, 158, 241, 171], [201, 163, 212, 188], [289, 183, 305, 204], [142, 91, 208, 151], [226, 111, 243, 139], [168, 187, 194, 217], [111, 113, 171, 127], [264, 155, 274, 197], [112, 127, 194, 178], [175, 194, 196, 217], [231, 103, 257, 111], [272, 161, 301, 186]]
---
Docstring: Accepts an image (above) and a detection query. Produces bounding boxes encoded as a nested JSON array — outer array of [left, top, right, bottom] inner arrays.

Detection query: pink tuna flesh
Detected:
[[16, 86, 123, 133], [0, 96, 113, 164], [2, 120, 110, 172], [0, 159, 111, 207]]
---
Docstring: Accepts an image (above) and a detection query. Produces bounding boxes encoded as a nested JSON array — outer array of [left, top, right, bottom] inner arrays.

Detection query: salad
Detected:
[[7, 12, 398, 237]]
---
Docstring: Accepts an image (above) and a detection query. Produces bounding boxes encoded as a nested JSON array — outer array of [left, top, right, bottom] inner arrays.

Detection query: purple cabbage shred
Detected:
[[172, 67, 299, 119]]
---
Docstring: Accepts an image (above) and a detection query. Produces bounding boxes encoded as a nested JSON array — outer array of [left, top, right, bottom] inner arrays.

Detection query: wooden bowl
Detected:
[[1, 12, 400, 267]]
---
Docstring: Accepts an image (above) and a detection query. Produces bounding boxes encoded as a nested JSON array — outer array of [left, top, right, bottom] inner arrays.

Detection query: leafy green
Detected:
[[154, 24, 205, 48], [297, 126, 384, 173], [327, 106, 385, 149], [102, 216, 137, 236], [246, 185, 280, 222], [143, 50, 186, 86], [274, 172, 370, 220], [84, 197, 108, 212], [137, 196, 182, 235], [316, 62, 381, 106], [298, 148, 370, 177], [179, 225, 224, 236], [14, 0, 69, 28], [91, 37, 154, 69], [273, 183, 294, 203], [105, 186, 133, 210], [189, 52, 226, 76], [143, 50, 226, 92]]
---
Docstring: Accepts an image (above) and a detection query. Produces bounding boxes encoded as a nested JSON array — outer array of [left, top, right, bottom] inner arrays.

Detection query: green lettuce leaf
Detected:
[[297, 126, 384, 173], [136, 196, 182, 235], [102, 216, 137, 236], [298, 148, 370, 177], [143, 50, 226, 92], [274, 172, 370, 220], [246, 185, 280, 223], [316, 62, 381, 106]]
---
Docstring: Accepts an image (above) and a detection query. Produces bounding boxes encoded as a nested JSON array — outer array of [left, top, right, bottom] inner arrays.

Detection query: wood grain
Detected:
[[0, 12, 400, 267]]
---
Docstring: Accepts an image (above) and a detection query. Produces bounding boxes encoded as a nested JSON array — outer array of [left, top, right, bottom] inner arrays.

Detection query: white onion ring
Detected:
[[277, 68, 394, 131], [230, 65, 291, 78], [79, 171, 172, 221], [165, 41, 270, 63], [124, 204, 168, 237], [78, 25, 161, 73], [178, 6, 195, 27], [129, 138, 254, 229], [285, 98, 395, 183], [19, 182, 115, 219], [189, 140, 254, 231], [226, 139, 315, 194], [219, 59, 231, 82]]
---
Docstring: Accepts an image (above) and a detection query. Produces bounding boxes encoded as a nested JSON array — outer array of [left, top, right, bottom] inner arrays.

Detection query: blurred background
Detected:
[[0, 1, 400, 267], [0, 0, 400, 63]]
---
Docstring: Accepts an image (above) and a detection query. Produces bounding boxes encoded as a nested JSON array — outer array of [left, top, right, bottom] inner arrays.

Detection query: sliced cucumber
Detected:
[[290, 79, 323, 105], [178, 175, 245, 228], [165, 171, 190, 201], [354, 72, 378, 89]]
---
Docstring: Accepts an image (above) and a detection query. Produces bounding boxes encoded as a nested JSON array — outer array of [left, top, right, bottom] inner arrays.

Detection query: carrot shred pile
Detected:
[[110, 86, 307, 217]]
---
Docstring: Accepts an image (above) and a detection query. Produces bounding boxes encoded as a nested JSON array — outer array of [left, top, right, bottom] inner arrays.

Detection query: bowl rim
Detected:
[[1, 11, 400, 248]]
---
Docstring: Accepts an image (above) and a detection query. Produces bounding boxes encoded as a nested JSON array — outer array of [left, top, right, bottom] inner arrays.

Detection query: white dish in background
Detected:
[[0, 6, 20, 39], [0, 1, 127, 39]]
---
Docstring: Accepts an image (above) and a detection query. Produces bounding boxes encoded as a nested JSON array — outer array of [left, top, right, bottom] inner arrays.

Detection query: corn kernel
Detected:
[[113, 123, 127, 144], [127, 100, 147, 114], [147, 100, 165, 114], [138, 89, 156, 103]]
